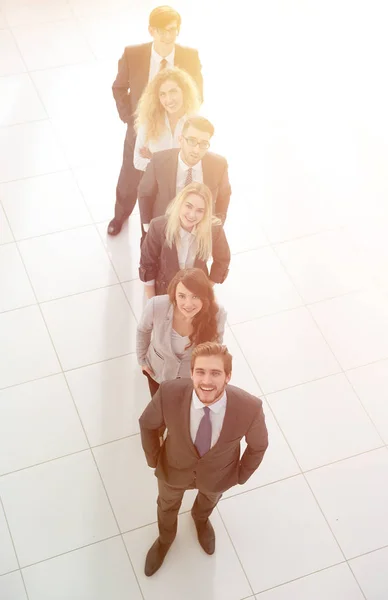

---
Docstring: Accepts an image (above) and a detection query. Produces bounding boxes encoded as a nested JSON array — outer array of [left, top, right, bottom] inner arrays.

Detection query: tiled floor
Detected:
[[1, 1, 388, 598]]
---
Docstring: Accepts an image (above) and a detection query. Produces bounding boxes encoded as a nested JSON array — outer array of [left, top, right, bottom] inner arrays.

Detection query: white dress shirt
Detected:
[[176, 153, 203, 193], [144, 225, 197, 287], [134, 114, 187, 171], [148, 44, 175, 82], [190, 390, 227, 448]]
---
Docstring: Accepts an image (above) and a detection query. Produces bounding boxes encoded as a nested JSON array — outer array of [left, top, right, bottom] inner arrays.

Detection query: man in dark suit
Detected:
[[139, 342, 268, 576], [108, 6, 203, 236], [138, 116, 232, 234]]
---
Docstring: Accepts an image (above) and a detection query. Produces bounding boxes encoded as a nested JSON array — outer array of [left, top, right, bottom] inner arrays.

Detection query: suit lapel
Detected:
[[174, 44, 184, 68], [166, 149, 179, 200], [201, 154, 218, 203], [134, 43, 152, 97], [178, 383, 198, 454], [162, 303, 175, 358]]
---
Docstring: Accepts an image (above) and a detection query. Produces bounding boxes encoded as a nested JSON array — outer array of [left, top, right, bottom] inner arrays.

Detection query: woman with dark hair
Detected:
[[136, 268, 227, 397]]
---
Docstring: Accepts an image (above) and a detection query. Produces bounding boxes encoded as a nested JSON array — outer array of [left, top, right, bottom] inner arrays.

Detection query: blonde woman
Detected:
[[133, 66, 201, 171], [139, 182, 230, 299]]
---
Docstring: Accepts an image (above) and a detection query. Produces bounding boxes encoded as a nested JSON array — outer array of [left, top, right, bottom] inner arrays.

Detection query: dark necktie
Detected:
[[160, 58, 168, 71], [185, 167, 193, 187], [194, 406, 212, 456]]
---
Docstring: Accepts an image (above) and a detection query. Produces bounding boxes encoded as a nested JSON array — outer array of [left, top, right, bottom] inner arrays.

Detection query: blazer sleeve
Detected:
[[139, 220, 162, 282], [238, 402, 269, 484], [216, 304, 227, 342], [209, 225, 230, 284], [136, 297, 155, 365], [139, 386, 165, 468], [133, 125, 150, 171], [215, 160, 232, 224], [138, 157, 158, 224], [112, 49, 132, 124]]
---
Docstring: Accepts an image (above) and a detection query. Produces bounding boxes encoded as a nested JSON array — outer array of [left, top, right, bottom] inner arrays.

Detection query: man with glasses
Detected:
[[139, 116, 231, 235], [108, 6, 203, 236]]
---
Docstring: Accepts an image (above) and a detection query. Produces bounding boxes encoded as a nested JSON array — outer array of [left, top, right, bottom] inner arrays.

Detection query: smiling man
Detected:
[[138, 116, 231, 235], [108, 6, 203, 236], [139, 342, 268, 576]]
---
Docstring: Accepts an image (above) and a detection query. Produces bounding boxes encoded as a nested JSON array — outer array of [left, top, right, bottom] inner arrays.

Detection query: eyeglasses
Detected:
[[183, 136, 210, 150], [157, 27, 178, 36]]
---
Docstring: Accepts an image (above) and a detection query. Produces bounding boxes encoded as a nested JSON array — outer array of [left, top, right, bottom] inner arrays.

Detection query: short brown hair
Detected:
[[191, 342, 233, 376], [182, 116, 215, 137], [149, 6, 181, 29]]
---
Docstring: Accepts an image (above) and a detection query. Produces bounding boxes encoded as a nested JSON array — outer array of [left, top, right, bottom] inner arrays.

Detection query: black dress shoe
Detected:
[[144, 538, 172, 576], [107, 218, 123, 236], [192, 516, 215, 555]]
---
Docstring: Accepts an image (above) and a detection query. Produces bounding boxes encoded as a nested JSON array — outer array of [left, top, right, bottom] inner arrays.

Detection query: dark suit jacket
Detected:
[[138, 148, 231, 225], [139, 215, 230, 295], [112, 42, 203, 125], [139, 379, 269, 493]]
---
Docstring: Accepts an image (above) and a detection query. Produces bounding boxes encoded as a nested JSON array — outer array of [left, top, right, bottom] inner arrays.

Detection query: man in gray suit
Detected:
[[139, 342, 268, 576], [138, 116, 231, 235]]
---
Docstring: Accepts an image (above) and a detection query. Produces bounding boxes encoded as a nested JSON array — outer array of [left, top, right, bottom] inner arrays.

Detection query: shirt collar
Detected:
[[192, 389, 227, 413], [179, 225, 196, 238], [151, 43, 175, 65], [178, 152, 202, 173]]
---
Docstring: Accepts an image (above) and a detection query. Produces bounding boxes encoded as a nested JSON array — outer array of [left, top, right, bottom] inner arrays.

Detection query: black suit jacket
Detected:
[[139, 379, 269, 493], [139, 215, 230, 295], [112, 42, 203, 125], [138, 148, 231, 224]]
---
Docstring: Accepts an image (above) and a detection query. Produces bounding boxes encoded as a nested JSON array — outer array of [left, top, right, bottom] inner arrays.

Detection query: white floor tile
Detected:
[[254, 563, 363, 600], [347, 359, 388, 443], [0, 571, 27, 600], [122, 278, 146, 323], [22, 537, 142, 600], [0, 243, 35, 312], [18, 226, 118, 301], [72, 162, 121, 223], [96, 216, 141, 282], [93, 435, 197, 533], [0, 121, 67, 183], [69, 0, 133, 18], [350, 546, 388, 600], [12, 20, 94, 71], [1, 0, 72, 27], [222, 327, 263, 396], [223, 406, 300, 499], [306, 449, 388, 558], [309, 289, 388, 370], [0, 74, 46, 127], [123, 511, 252, 600], [65, 354, 149, 446], [0, 204, 14, 244], [224, 202, 268, 254], [267, 374, 383, 470], [275, 229, 373, 303], [0, 9, 6, 29], [0, 30, 26, 76], [1, 172, 92, 239], [217, 247, 302, 324], [40, 285, 137, 370], [232, 307, 340, 394], [78, 12, 141, 60], [0, 504, 18, 576], [0, 374, 88, 475], [0, 305, 60, 389], [0, 451, 119, 567], [219, 475, 343, 594]]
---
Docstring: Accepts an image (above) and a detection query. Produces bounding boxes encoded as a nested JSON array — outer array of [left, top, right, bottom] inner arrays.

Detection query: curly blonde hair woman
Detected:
[[133, 67, 201, 171], [139, 182, 230, 299]]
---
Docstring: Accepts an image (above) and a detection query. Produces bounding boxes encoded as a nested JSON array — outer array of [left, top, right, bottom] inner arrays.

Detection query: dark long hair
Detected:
[[167, 268, 220, 348]]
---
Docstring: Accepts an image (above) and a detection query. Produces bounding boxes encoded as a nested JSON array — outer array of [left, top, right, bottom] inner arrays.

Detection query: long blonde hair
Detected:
[[135, 67, 201, 143], [165, 183, 221, 261]]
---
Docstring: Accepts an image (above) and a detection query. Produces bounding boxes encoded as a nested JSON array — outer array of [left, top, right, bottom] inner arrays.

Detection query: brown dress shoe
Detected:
[[144, 538, 172, 576], [192, 517, 215, 555], [107, 218, 123, 236]]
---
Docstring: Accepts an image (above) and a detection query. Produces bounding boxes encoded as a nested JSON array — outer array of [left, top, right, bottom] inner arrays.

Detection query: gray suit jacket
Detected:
[[138, 148, 231, 225], [139, 379, 269, 493], [137, 295, 227, 383]]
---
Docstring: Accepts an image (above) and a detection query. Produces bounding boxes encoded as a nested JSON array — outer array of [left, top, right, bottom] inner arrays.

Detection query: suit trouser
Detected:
[[114, 125, 142, 222], [157, 478, 222, 545]]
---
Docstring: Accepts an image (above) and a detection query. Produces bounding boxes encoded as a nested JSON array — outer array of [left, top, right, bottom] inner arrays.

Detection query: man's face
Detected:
[[191, 355, 231, 405], [149, 20, 179, 52], [179, 126, 211, 166]]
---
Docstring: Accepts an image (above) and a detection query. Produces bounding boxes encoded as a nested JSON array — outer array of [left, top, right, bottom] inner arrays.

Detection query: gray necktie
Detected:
[[194, 406, 212, 456], [160, 58, 168, 71], [185, 167, 193, 187]]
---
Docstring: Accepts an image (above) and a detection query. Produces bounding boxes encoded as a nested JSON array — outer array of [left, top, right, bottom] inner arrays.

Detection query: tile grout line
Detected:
[[0, 496, 31, 599]]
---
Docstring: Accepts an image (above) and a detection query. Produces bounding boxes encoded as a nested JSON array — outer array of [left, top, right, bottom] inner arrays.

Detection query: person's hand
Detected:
[[139, 146, 153, 159], [144, 284, 156, 300], [142, 365, 154, 378], [209, 280, 216, 287]]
